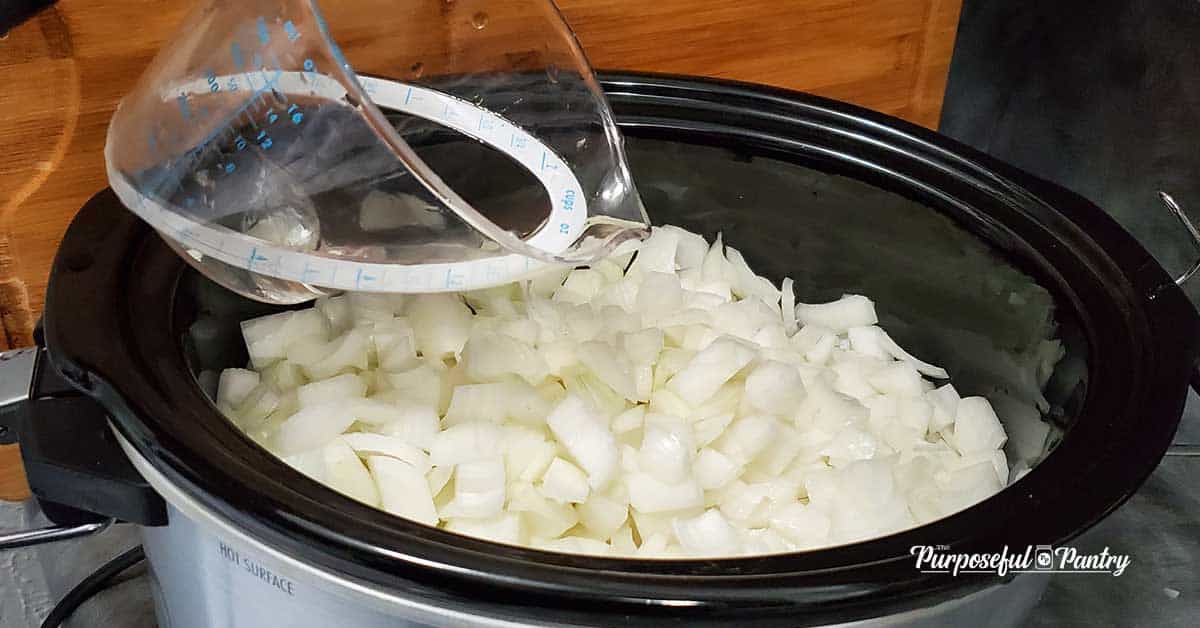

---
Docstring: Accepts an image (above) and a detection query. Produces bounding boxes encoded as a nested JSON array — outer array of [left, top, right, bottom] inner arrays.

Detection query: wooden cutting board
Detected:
[[0, 0, 961, 499]]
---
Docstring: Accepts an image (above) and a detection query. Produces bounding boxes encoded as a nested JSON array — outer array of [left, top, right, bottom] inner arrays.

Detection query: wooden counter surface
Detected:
[[0, 0, 960, 499]]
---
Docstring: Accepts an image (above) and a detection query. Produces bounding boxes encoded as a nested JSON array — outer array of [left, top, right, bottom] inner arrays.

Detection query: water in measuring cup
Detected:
[[105, 1, 649, 303]]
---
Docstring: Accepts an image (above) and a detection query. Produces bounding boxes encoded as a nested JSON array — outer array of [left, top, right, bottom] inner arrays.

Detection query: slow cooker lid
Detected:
[[40, 73, 1199, 624]]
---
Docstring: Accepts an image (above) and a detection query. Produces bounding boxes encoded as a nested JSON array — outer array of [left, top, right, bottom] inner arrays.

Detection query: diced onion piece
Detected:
[[867, 362, 924, 398], [781, 277, 797, 332], [667, 338, 755, 405], [289, 329, 371, 380], [769, 502, 831, 549], [323, 438, 380, 506], [546, 395, 620, 490], [927, 384, 961, 432], [217, 369, 260, 410], [508, 482, 579, 538], [851, 325, 949, 379], [342, 432, 430, 474], [368, 455, 438, 525], [385, 364, 449, 412], [297, 373, 366, 408], [794, 295, 878, 332], [630, 227, 680, 275], [407, 294, 472, 360], [429, 422, 504, 466], [540, 457, 591, 504], [744, 360, 806, 415], [441, 456, 506, 519], [577, 493, 629, 539], [662, 225, 709, 271], [950, 397, 1008, 454], [461, 331, 548, 385], [619, 329, 665, 366], [241, 309, 329, 368], [444, 381, 550, 426], [611, 405, 647, 434], [694, 448, 741, 490], [534, 536, 612, 556], [528, 266, 572, 299], [504, 429, 558, 483], [673, 509, 740, 556], [638, 422, 694, 484], [693, 413, 735, 448], [445, 513, 523, 545], [274, 402, 357, 456], [372, 318, 418, 372], [260, 360, 306, 391], [315, 295, 351, 335], [427, 465, 453, 497], [626, 473, 703, 513], [635, 272, 685, 321], [347, 293, 405, 326], [609, 524, 638, 555], [578, 341, 639, 401], [376, 403, 440, 450], [714, 415, 778, 466], [724, 245, 781, 306]]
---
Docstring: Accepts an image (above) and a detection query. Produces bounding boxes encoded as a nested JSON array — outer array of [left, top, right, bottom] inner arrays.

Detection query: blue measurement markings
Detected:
[[355, 268, 380, 289], [256, 17, 270, 44], [284, 20, 300, 42], [231, 42, 244, 69], [247, 247, 272, 271]]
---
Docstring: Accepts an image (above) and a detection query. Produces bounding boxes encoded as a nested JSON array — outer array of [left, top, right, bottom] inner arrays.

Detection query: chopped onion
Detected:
[[406, 294, 472, 360], [217, 225, 1048, 559], [667, 338, 755, 405], [626, 472, 703, 513], [794, 295, 878, 332], [368, 455, 438, 525], [342, 432, 430, 474], [546, 395, 620, 490], [442, 457, 506, 519], [673, 509, 740, 556], [217, 369, 260, 410], [540, 457, 591, 504], [429, 422, 504, 466]]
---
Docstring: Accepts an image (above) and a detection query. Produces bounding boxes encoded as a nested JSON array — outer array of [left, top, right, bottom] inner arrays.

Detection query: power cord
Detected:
[[40, 545, 146, 628]]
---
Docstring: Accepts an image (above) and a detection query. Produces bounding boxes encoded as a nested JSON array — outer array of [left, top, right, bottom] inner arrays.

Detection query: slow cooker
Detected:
[[2, 73, 1198, 627]]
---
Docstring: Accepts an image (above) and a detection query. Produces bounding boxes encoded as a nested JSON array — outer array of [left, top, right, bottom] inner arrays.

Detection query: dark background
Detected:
[[942, 4, 1200, 624], [941, 0, 1200, 306]]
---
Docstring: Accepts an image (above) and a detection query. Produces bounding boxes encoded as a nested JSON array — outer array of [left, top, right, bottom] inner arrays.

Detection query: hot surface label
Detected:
[[219, 540, 296, 596]]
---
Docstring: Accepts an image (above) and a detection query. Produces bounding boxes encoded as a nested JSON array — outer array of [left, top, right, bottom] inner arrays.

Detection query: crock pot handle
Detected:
[[1155, 192, 1200, 393], [0, 344, 167, 544], [0, 518, 114, 551], [1159, 192, 1200, 288], [1, 346, 115, 550]]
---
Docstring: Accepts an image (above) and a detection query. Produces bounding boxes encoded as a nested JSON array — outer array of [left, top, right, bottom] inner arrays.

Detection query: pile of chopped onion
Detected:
[[214, 226, 1040, 557]]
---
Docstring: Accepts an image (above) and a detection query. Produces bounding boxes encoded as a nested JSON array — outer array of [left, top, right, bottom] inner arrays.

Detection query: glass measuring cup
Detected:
[[104, 0, 649, 303]]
